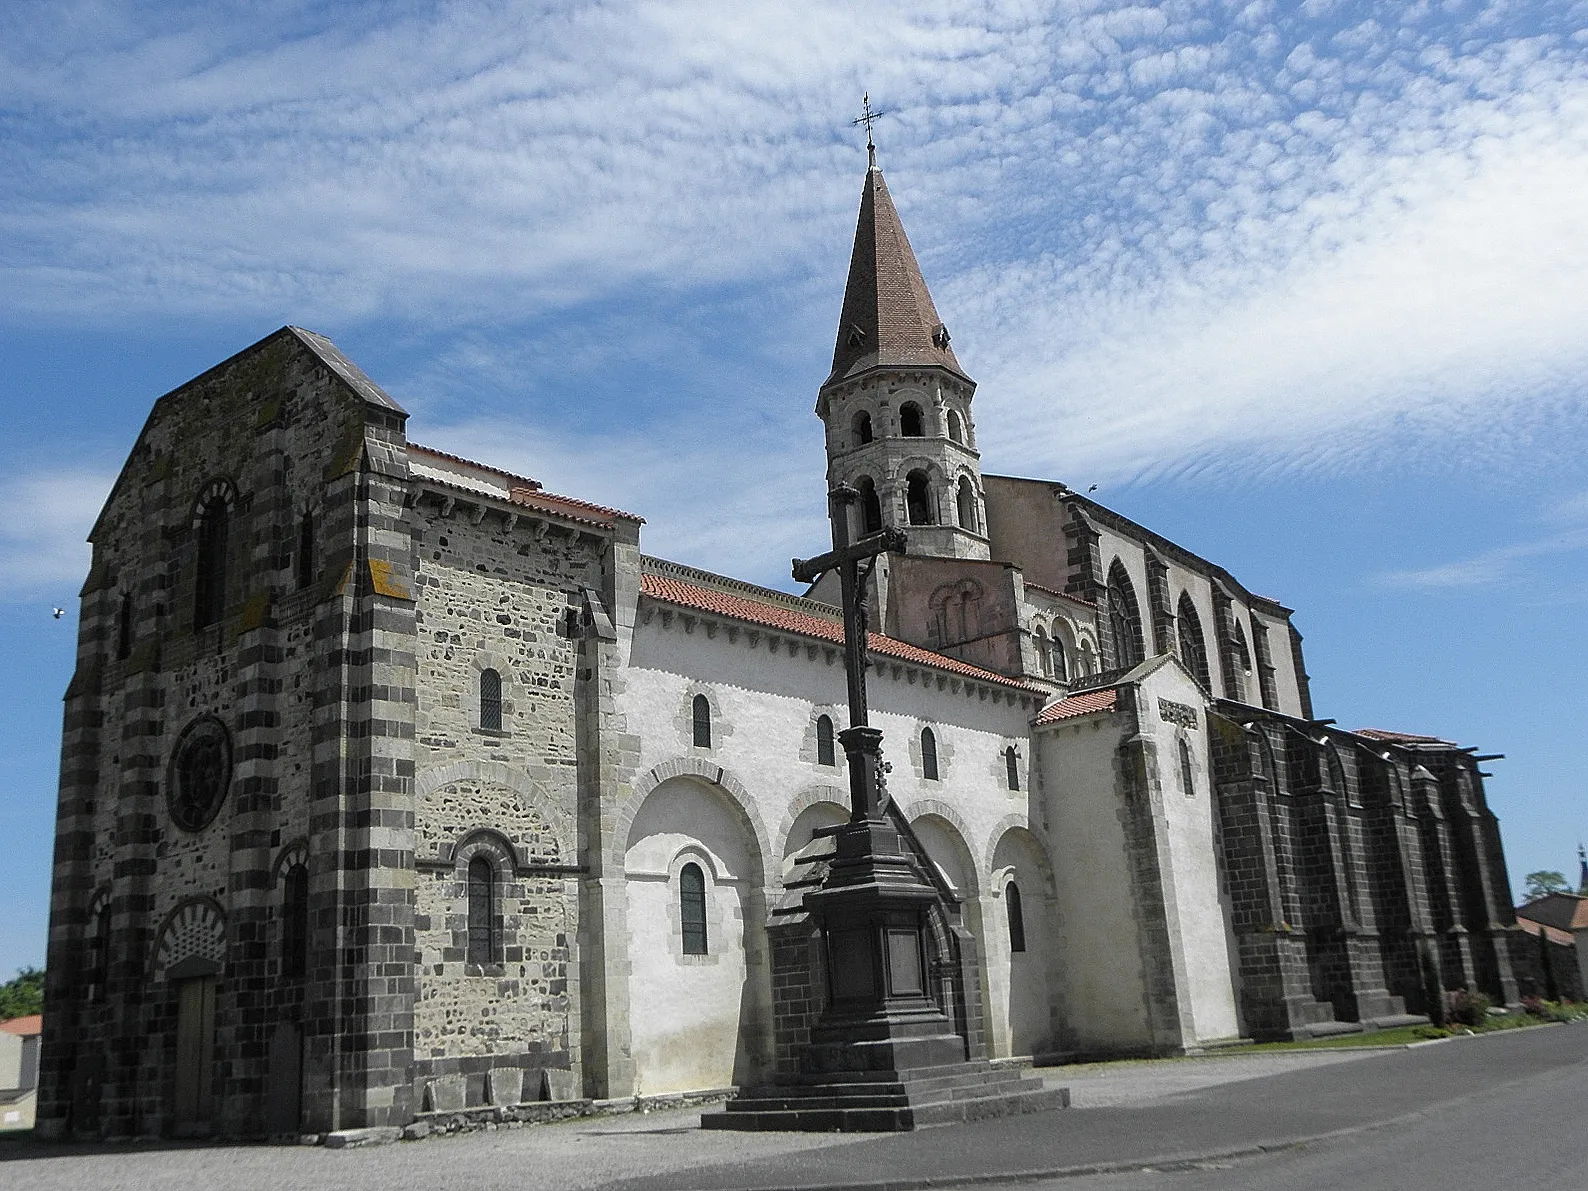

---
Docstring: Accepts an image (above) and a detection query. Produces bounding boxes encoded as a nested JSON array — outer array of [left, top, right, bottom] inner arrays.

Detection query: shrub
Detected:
[[1411, 1024, 1450, 1040], [1445, 988, 1491, 1028]]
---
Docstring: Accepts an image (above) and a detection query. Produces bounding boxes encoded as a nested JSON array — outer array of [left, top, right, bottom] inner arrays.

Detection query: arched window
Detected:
[[1032, 625, 1050, 676], [1051, 633, 1069, 681], [921, 727, 939, 780], [281, 864, 309, 978], [853, 410, 874, 445], [193, 486, 231, 628], [906, 470, 934, 526], [816, 714, 836, 767], [947, 409, 965, 444], [116, 592, 134, 660], [295, 510, 314, 591], [1230, 619, 1253, 702], [899, 402, 924, 437], [680, 862, 708, 955], [467, 855, 497, 967], [479, 668, 502, 732], [955, 476, 978, 532], [1106, 561, 1144, 669], [1006, 881, 1026, 953], [1005, 747, 1020, 791], [1177, 593, 1212, 693], [1178, 738, 1196, 798], [692, 694, 712, 748], [856, 476, 883, 535]]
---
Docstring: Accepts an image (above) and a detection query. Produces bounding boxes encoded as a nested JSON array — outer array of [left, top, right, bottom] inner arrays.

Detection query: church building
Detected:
[[38, 158, 1528, 1138]]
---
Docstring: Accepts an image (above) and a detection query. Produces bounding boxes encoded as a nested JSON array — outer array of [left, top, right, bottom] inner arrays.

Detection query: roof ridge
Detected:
[[642, 556, 839, 615]]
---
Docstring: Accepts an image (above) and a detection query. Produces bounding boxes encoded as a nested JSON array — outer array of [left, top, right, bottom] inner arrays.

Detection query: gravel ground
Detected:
[[0, 1049, 1393, 1191]]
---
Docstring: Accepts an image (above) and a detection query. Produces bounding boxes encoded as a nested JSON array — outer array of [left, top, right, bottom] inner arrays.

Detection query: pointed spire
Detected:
[[824, 167, 971, 390]]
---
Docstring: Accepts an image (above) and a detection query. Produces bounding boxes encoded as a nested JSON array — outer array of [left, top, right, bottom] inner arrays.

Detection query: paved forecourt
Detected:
[[2, 1027, 1583, 1191]]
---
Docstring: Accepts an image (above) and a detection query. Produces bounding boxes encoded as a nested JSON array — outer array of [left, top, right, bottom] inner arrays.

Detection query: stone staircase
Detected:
[[701, 1058, 1067, 1132]]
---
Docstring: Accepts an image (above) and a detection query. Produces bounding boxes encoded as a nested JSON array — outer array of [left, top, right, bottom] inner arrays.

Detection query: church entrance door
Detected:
[[173, 976, 216, 1135]]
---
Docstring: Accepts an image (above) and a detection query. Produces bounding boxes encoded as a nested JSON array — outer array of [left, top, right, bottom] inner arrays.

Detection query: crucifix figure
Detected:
[[793, 483, 907, 819], [851, 92, 890, 169]]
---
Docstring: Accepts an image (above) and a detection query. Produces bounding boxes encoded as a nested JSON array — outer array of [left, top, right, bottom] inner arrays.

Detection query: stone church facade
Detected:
[[39, 163, 1527, 1139]]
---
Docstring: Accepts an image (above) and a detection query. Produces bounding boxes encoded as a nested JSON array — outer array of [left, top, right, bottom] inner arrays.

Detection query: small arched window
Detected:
[[1051, 634, 1069, 681], [479, 668, 502, 732], [906, 470, 934, 526], [856, 476, 883, 535], [947, 409, 965, 444], [816, 714, 836, 767], [116, 592, 134, 660], [853, 410, 874, 445], [1006, 881, 1026, 953], [90, 900, 112, 999], [281, 864, 309, 978], [1032, 625, 1050, 676], [1005, 747, 1020, 792], [296, 510, 315, 591], [955, 476, 978, 533], [692, 694, 712, 748], [467, 855, 497, 967], [680, 862, 708, 955], [899, 402, 924, 437], [921, 727, 939, 781], [193, 486, 231, 628], [1179, 738, 1196, 798]]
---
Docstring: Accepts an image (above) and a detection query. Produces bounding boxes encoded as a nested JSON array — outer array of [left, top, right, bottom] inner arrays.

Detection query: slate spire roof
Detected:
[[824, 165, 971, 390]]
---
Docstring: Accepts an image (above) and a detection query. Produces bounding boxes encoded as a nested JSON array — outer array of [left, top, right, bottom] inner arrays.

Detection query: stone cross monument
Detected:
[[702, 486, 1067, 1130]]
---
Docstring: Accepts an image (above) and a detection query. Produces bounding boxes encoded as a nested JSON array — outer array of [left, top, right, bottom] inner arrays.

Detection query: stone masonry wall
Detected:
[[409, 489, 609, 1108]]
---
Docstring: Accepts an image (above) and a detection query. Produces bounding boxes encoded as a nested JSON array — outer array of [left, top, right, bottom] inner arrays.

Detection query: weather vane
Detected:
[[852, 92, 891, 168]]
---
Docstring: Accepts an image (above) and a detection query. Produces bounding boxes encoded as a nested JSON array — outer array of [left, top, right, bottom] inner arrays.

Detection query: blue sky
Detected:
[[3, 0, 1587, 976]]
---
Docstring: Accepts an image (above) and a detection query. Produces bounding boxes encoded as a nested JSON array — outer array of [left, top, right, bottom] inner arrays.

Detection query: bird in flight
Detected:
[[52, 607, 65, 619]]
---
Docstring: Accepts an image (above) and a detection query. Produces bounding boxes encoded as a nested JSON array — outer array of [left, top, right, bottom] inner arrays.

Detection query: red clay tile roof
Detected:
[[640, 570, 1038, 692], [0, 1014, 41, 1037], [1355, 728, 1455, 746], [410, 443, 543, 491], [1034, 688, 1118, 724], [1022, 581, 1097, 610], [1516, 918, 1576, 947], [409, 442, 642, 526], [1516, 892, 1588, 932]]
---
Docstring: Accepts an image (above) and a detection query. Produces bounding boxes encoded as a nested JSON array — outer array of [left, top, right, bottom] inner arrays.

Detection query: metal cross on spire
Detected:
[[852, 92, 890, 169]]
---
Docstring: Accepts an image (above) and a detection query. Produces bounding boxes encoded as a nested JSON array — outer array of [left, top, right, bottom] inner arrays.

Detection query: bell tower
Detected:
[[816, 161, 990, 562]]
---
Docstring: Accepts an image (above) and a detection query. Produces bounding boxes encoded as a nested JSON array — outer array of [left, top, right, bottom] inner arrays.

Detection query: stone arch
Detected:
[[622, 767, 772, 1093], [904, 800, 981, 899], [775, 784, 850, 858], [152, 896, 227, 980], [416, 759, 574, 861], [269, 838, 309, 885], [928, 577, 986, 648], [615, 758, 771, 882], [988, 825, 1060, 1058], [955, 473, 980, 533], [455, 826, 522, 873]]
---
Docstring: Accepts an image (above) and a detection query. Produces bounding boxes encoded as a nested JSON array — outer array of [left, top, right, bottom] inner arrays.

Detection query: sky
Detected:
[[2, 0, 1587, 977]]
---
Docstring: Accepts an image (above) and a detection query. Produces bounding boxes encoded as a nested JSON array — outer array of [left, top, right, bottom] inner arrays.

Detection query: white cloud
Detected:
[[0, 471, 114, 601], [3, 0, 1586, 514]]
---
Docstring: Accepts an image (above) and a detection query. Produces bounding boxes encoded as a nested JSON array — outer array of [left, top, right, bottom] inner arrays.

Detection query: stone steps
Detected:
[[701, 1062, 1069, 1132]]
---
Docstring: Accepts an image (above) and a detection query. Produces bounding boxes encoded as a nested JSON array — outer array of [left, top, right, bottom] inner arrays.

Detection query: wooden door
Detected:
[[173, 976, 216, 1134]]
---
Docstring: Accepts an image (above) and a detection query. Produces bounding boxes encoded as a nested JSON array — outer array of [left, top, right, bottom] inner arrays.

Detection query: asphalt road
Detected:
[[2, 1025, 1582, 1191]]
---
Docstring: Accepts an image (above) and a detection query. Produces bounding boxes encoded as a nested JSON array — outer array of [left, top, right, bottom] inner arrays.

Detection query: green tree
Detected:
[[0, 966, 44, 1019], [1523, 871, 1570, 901]]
